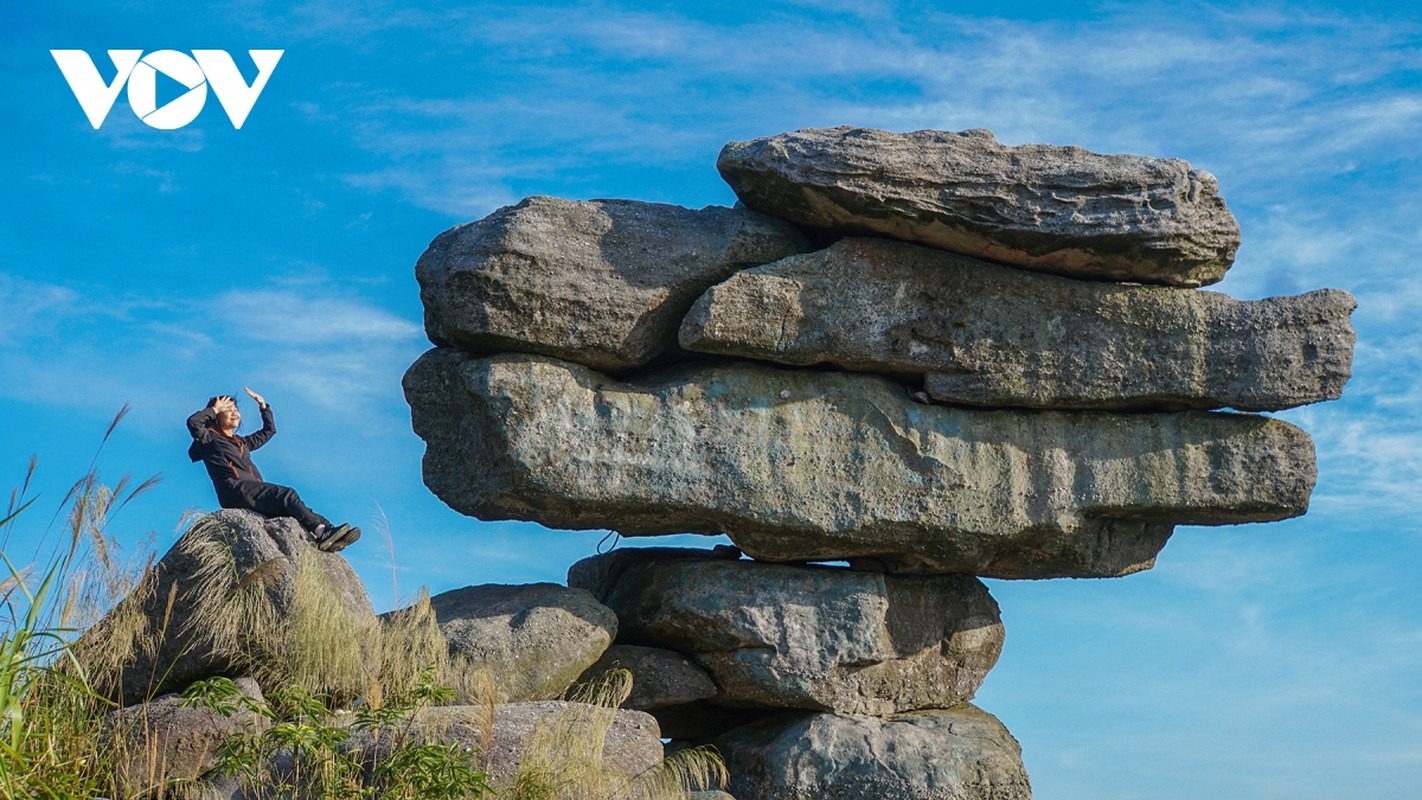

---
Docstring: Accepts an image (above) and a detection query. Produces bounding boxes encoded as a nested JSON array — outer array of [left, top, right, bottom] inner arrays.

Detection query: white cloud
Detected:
[[342, 165, 519, 220], [223, 0, 447, 45], [0, 274, 426, 430], [98, 111, 207, 153], [111, 162, 178, 193], [215, 289, 421, 346], [0, 274, 80, 343], [286, 2, 1420, 242]]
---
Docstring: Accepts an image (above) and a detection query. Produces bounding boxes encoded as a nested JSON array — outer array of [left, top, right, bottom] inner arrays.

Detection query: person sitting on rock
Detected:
[[187, 387, 360, 552]]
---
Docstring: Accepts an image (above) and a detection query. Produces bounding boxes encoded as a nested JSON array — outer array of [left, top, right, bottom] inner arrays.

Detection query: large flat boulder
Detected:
[[404, 350, 1316, 578], [570, 550, 1003, 715], [681, 237, 1355, 411], [718, 126, 1240, 287], [426, 583, 617, 702], [714, 705, 1032, 800], [77, 509, 379, 704], [417, 195, 808, 372]]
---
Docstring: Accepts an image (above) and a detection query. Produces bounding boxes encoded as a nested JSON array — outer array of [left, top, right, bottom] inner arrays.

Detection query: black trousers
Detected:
[[217, 480, 330, 533]]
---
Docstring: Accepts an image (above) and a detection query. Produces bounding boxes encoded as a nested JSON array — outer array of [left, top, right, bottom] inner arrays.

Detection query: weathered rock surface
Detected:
[[714, 705, 1031, 800], [417, 195, 809, 372], [345, 702, 664, 783], [428, 583, 618, 702], [106, 677, 268, 794], [718, 126, 1239, 287], [405, 350, 1316, 578], [576, 644, 719, 711], [78, 509, 379, 704], [682, 237, 1356, 411], [570, 550, 1003, 715]]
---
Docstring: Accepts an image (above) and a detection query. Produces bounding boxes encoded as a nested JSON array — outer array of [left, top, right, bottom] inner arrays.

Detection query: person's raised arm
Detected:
[[186, 395, 230, 441], [243, 387, 277, 450]]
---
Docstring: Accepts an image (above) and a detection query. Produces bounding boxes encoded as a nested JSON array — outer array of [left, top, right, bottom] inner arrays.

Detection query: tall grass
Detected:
[[503, 669, 728, 800], [0, 407, 161, 798], [175, 520, 380, 703], [1, 410, 728, 798]]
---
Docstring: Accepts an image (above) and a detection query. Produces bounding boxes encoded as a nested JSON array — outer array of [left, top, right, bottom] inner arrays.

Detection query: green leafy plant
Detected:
[[186, 671, 491, 800]]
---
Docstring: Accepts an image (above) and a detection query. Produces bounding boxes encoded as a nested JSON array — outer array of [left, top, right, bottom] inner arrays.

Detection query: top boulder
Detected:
[[718, 127, 1241, 287]]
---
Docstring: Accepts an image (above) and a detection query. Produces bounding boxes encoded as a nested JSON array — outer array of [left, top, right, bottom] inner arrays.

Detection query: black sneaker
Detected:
[[319, 524, 361, 553], [314, 523, 351, 551]]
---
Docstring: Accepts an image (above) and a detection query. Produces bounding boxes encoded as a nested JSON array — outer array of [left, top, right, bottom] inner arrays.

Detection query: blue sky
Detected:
[[3, 1, 1419, 797]]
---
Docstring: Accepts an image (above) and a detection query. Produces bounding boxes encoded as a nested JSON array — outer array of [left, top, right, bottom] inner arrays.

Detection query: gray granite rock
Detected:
[[566, 545, 744, 603], [575, 644, 719, 711], [106, 677, 268, 794], [405, 349, 1316, 578], [682, 237, 1355, 411], [570, 551, 1003, 715], [718, 126, 1239, 287], [78, 509, 379, 704], [428, 583, 618, 702], [417, 195, 808, 372], [715, 705, 1031, 800]]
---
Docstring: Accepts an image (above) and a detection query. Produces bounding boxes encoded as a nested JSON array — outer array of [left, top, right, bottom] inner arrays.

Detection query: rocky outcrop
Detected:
[[78, 509, 379, 705], [405, 349, 1315, 578], [570, 550, 1003, 715], [427, 583, 617, 702], [714, 705, 1031, 800], [681, 237, 1356, 411], [417, 196, 808, 372], [718, 126, 1240, 287]]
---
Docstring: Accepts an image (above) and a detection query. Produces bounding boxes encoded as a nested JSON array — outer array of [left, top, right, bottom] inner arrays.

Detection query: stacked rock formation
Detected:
[[405, 126, 1355, 799]]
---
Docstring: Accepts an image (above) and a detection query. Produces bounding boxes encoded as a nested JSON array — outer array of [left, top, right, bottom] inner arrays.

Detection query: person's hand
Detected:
[[244, 387, 267, 408], [212, 395, 236, 412]]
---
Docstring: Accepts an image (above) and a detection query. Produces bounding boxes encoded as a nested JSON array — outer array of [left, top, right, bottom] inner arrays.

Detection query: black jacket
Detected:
[[187, 404, 277, 494]]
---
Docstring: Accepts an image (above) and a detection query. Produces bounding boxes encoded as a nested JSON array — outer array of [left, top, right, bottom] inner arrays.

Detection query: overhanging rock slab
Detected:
[[404, 349, 1316, 578]]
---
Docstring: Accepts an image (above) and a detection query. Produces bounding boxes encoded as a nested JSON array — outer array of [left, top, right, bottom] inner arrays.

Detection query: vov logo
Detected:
[[50, 49, 283, 130]]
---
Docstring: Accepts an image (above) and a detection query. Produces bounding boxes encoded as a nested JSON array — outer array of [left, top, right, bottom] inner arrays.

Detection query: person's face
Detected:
[[217, 407, 241, 431]]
